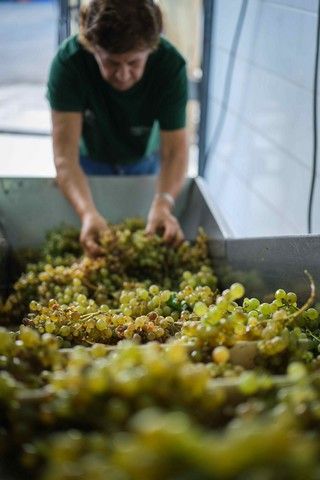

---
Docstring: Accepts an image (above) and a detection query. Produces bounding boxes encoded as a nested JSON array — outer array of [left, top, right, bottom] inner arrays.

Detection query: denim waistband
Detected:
[[79, 152, 160, 175]]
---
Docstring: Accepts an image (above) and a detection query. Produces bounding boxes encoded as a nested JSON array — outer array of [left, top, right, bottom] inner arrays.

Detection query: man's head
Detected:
[[80, 0, 162, 90], [92, 47, 151, 91]]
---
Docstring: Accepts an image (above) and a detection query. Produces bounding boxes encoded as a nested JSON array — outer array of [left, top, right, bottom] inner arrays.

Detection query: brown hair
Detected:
[[79, 0, 163, 53]]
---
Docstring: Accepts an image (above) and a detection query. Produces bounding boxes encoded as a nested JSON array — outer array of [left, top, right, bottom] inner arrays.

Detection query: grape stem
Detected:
[[287, 270, 315, 322], [82, 279, 98, 290], [305, 328, 320, 343]]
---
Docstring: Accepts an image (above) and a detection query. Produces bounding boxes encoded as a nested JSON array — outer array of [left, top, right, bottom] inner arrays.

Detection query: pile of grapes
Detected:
[[0, 219, 320, 480]]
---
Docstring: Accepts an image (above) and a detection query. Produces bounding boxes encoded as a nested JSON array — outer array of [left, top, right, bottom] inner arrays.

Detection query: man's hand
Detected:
[[80, 212, 109, 257], [146, 197, 184, 246], [52, 111, 110, 257]]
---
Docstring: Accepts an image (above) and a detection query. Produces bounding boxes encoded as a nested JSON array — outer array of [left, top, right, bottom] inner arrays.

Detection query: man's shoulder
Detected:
[[56, 35, 86, 63], [153, 37, 186, 68]]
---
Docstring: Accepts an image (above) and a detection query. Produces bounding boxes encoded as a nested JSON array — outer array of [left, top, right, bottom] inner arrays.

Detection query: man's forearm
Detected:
[[55, 157, 98, 220], [155, 128, 188, 203], [146, 147, 187, 242], [156, 149, 188, 201]]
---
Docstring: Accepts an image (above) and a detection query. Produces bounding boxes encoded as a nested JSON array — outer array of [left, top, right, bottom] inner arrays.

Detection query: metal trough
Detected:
[[0, 176, 319, 302]]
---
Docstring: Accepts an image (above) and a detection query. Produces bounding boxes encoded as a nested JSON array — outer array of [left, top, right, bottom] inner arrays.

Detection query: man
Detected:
[[47, 0, 188, 256]]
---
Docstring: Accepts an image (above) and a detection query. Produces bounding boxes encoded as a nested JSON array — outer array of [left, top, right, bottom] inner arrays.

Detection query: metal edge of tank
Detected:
[[2, 176, 318, 303], [0, 221, 9, 299], [222, 235, 320, 302], [0, 176, 196, 248], [179, 176, 230, 241], [0, 175, 195, 291], [192, 177, 320, 302]]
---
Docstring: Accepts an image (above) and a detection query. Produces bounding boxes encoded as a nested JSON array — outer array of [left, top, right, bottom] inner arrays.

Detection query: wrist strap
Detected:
[[154, 192, 175, 208]]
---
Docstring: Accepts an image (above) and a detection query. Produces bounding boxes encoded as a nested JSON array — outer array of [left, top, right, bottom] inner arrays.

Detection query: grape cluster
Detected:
[[179, 283, 319, 370], [3, 341, 319, 480], [36, 407, 317, 480], [1, 222, 213, 325], [25, 300, 182, 346], [0, 220, 319, 480]]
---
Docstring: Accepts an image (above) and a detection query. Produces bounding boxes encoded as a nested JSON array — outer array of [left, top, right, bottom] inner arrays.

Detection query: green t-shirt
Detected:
[[47, 35, 187, 164]]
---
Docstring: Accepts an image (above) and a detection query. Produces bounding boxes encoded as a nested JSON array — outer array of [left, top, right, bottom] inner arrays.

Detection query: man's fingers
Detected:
[[83, 238, 104, 257], [162, 217, 185, 246], [163, 220, 177, 244], [173, 227, 184, 247], [145, 219, 157, 235], [146, 214, 184, 247]]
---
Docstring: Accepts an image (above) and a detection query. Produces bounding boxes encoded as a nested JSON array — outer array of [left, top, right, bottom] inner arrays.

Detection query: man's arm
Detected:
[[146, 128, 188, 244], [52, 111, 108, 256]]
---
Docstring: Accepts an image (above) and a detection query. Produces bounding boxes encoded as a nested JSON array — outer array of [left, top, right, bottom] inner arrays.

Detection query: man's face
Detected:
[[93, 46, 151, 91]]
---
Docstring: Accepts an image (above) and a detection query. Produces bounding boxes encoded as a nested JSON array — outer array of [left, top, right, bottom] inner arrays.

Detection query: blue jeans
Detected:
[[80, 152, 160, 175]]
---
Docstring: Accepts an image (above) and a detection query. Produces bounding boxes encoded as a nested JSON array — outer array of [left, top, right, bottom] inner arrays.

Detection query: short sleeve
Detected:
[[46, 52, 85, 112], [157, 62, 188, 131]]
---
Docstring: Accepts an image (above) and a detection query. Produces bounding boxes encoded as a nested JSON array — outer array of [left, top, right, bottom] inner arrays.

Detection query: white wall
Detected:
[[204, 0, 320, 237]]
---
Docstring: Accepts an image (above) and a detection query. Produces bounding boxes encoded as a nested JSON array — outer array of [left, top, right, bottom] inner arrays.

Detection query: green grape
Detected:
[[96, 319, 108, 331], [259, 303, 272, 316], [59, 325, 71, 337], [248, 298, 260, 310], [275, 289, 286, 300], [287, 362, 307, 381], [306, 308, 318, 321], [0, 328, 14, 354], [286, 292, 297, 304], [193, 301, 208, 317], [149, 285, 159, 295], [19, 326, 41, 348], [239, 371, 259, 395], [212, 346, 230, 364], [86, 369, 109, 394], [230, 283, 245, 300]]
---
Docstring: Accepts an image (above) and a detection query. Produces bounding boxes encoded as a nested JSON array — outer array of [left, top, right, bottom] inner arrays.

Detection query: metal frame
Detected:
[[58, 0, 71, 45], [0, 129, 50, 137], [198, 0, 214, 176], [58, 0, 81, 44]]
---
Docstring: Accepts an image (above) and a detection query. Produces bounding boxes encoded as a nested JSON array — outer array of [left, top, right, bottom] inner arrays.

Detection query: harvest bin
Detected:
[[0, 176, 319, 302]]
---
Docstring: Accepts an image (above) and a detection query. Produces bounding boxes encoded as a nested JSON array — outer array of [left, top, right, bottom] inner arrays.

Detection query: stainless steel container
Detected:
[[0, 176, 319, 301]]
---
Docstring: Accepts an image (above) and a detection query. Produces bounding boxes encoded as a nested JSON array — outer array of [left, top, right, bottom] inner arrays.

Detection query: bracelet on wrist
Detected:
[[154, 192, 175, 208]]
